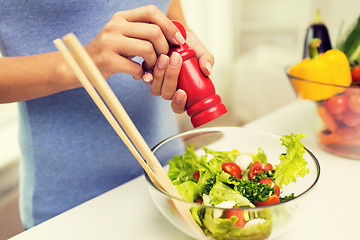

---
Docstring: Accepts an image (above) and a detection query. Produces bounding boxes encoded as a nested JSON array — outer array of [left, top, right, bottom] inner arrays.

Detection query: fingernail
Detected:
[[205, 62, 212, 75], [157, 54, 168, 70], [143, 76, 151, 83], [142, 73, 153, 83], [170, 52, 180, 68], [175, 90, 186, 102], [175, 32, 185, 45]]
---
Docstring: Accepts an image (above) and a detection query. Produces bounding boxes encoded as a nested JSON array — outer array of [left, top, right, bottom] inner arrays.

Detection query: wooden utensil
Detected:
[[54, 33, 205, 238]]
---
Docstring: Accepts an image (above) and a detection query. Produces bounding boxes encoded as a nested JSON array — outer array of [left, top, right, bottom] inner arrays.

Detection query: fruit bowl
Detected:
[[145, 127, 320, 240], [286, 67, 360, 159]]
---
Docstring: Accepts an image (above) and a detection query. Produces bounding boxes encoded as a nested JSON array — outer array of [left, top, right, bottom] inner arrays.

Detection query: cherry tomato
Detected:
[[195, 197, 203, 204], [222, 162, 242, 178], [192, 170, 200, 181], [258, 178, 280, 197], [348, 95, 360, 113], [263, 163, 273, 172], [248, 162, 263, 180], [351, 65, 360, 82], [248, 161, 273, 180], [343, 111, 360, 127], [326, 95, 348, 115], [225, 207, 245, 228], [255, 195, 280, 207]]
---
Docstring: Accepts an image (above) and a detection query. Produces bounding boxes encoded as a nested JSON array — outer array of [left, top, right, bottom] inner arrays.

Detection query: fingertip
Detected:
[[133, 75, 141, 80], [171, 89, 187, 114], [142, 72, 153, 84], [174, 31, 186, 45], [157, 54, 169, 70], [174, 89, 186, 103], [199, 52, 214, 76], [205, 62, 212, 75], [169, 52, 181, 68]]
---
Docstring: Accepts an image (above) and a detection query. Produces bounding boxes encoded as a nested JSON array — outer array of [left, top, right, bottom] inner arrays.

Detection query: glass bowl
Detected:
[[145, 127, 320, 240], [286, 66, 360, 159]]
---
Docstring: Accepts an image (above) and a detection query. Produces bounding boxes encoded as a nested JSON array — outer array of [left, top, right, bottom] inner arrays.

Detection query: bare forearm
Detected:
[[0, 52, 79, 103], [167, 0, 214, 76], [167, 0, 187, 26]]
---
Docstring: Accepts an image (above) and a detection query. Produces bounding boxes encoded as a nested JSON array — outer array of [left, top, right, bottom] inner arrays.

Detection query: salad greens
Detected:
[[167, 133, 309, 240], [274, 133, 309, 188]]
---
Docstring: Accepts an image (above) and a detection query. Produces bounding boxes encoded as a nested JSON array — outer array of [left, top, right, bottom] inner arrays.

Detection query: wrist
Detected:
[[53, 52, 82, 91]]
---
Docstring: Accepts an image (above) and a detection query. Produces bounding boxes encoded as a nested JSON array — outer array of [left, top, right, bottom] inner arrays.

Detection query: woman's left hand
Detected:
[[142, 29, 214, 114]]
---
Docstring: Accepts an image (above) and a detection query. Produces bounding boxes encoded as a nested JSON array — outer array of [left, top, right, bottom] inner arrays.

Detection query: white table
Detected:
[[10, 101, 360, 240]]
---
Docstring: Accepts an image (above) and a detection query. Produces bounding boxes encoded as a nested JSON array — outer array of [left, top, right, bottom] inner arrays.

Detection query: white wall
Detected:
[[180, 0, 360, 127]]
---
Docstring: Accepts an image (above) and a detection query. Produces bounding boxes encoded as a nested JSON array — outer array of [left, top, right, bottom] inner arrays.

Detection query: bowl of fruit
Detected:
[[145, 127, 320, 240], [287, 10, 360, 159]]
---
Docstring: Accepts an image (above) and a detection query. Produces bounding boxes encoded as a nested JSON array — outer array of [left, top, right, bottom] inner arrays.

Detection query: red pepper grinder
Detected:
[[170, 20, 227, 128]]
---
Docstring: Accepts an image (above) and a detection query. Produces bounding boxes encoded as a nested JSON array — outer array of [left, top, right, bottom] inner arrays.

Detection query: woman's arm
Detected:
[[0, 52, 79, 103], [167, 0, 187, 25], [0, 5, 184, 104]]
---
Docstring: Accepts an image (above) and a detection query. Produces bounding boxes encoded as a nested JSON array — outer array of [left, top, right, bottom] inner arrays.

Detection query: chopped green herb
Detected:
[[280, 193, 295, 202], [227, 176, 275, 204], [253, 170, 276, 183]]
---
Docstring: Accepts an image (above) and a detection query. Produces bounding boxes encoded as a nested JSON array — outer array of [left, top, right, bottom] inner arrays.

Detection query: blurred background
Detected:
[[0, 0, 358, 239]]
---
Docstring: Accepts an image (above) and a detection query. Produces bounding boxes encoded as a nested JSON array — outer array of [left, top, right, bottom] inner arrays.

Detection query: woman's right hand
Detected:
[[84, 5, 185, 81]]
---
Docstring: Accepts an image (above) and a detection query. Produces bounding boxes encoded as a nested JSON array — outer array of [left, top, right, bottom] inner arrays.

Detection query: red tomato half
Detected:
[[263, 163, 273, 172], [248, 162, 263, 180], [258, 178, 280, 197], [248, 161, 273, 180], [192, 170, 200, 181], [255, 195, 280, 207], [225, 207, 245, 228], [222, 162, 242, 178], [326, 95, 348, 115]]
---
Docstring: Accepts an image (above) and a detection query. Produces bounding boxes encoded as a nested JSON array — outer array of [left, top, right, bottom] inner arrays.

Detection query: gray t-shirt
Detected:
[[0, 0, 179, 228]]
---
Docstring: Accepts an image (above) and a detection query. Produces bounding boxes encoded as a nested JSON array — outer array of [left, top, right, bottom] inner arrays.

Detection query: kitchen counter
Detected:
[[10, 101, 360, 240]]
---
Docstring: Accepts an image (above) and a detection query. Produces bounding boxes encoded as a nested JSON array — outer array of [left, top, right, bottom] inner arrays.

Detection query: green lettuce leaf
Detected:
[[203, 208, 272, 240], [254, 148, 268, 164], [175, 181, 201, 202], [204, 147, 240, 162], [208, 181, 254, 207], [274, 133, 309, 188], [168, 144, 203, 185]]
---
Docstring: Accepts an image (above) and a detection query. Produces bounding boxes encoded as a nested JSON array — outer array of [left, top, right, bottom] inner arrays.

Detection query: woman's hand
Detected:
[[84, 5, 190, 114], [186, 30, 215, 77], [142, 28, 215, 114], [84, 5, 185, 81], [85, 5, 214, 115]]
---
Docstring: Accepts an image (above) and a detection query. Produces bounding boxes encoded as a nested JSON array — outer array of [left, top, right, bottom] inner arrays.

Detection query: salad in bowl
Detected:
[[145, 127, 320, 240]]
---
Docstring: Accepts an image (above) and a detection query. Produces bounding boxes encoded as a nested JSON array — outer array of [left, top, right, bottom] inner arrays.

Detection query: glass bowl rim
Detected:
[[145, 126, 321, 210], [285, 64, 354, 88]]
